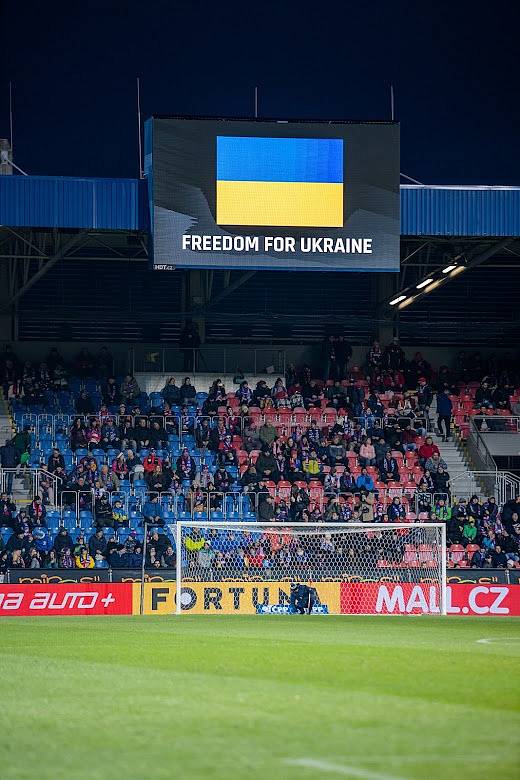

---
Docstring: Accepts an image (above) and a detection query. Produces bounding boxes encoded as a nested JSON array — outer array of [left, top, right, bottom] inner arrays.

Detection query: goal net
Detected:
[[174, 522, 447, 616]]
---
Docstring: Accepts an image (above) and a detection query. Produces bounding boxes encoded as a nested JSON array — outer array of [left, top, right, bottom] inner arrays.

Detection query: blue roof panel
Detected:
[[0, 175, 148, 231], [1, 176, 518, 237], [400, 185, 520, 237]]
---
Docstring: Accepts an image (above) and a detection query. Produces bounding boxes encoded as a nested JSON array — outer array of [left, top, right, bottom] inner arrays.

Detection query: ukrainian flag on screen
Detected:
[[216, 136, 343, 228]]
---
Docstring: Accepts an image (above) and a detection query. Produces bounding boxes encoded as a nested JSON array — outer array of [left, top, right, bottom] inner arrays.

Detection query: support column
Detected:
[[0, 262, 15, 341]]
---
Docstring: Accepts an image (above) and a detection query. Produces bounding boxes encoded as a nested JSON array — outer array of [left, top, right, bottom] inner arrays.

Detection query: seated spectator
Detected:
[[59, 547, 75, 569], [86, 419, 102, 448], [302, 450, 322, 481], [491, 544, 507, 568], [95, 494, 113, 526], [462, 517, 478, 545], [135, 418, 151, 449], [176, 449, 196, 482], [359, 437, 376, 467], [121, 375, 141, 403], [101, 419, 120, 450], [102, 376, 120, 406], [433, 499, 451, 522], [119, 417, 137, 451], [252, 380, 270, 406], [47, 448, 65, 474], [378, 454, 399, 484], [258, 421, 277, 448], [142, 495, 164, 526], [272, 377, 288, 406], [161, 545, 176, 568], [146, 465, 170, 493], [0, 493, 17, 528], [257, 494, 276, 523], [53, 527, 74, 556], [214, 466, 232, 493], [180, 377, 196, 404], [255, 447, 279, 481], [112, 500, 128, 528], [235, 380, 253, 405], [88, 528, 107, 559], [425, 452, 448, 474], [125, 449, 144, 481], [387, 496, 406, 522], [28, 495, 46, 526], [467, 495, 482, 521], [356, 468, 375, 493], [149, 420, 167, 449], [432, 466, 450, 497], [162, 377, 181, 406], [418, 436, 440, 464]]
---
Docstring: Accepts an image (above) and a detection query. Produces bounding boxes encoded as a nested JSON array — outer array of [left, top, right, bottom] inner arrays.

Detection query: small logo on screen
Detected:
[[216, 136, 343, 228]]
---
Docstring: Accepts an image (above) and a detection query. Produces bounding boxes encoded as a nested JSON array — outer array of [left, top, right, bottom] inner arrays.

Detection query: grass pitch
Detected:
[[1, 616, 519, 780]]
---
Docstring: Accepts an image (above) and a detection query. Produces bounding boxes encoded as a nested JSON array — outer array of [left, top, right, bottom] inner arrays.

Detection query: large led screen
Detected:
[[148, 117, 400, 271]]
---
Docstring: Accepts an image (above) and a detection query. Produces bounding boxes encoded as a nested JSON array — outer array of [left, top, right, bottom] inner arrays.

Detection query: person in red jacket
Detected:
[[418, 436, 440, 465], [142, 449, 162, 474]]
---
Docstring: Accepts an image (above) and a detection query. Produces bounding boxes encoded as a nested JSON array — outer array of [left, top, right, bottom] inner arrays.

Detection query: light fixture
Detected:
[[442, 264, 457, 274], [416, 278, 434, 289], [450, 266, 466, 277], [397, 296, 415, 310], [389, 294, 406, 306], [423, 280, 442, 294]]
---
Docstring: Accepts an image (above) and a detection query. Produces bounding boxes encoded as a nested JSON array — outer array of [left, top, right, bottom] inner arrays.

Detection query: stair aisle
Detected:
[[428, 398, 485, 499]]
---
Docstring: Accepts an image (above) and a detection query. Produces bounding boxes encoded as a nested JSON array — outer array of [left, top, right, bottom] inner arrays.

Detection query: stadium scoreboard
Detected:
[[147, 116, 400, 272]]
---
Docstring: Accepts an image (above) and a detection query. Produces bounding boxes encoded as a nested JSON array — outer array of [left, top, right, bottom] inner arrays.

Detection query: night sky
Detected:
[[1, 0, 519, 184]]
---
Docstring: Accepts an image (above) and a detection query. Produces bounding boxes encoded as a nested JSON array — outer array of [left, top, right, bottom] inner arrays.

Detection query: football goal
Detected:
[[174, 522, 447, 616]]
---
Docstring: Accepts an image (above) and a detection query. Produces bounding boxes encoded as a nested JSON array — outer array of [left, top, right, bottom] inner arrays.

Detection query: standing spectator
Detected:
[[12, 426, 31, 469], [75, 391, 94, 415], [335, 337, 352, 380], [179, 321, 200, 371], [0, 439, 17, 494], [436, 386, 453, 441], [102, 377, 121, 406], [366, 340, 383, 378], [384, 337, 405, 371], [417, 376, 433, 414]]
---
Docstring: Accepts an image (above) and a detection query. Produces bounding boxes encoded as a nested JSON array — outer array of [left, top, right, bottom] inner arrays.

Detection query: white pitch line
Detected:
[[284, 758, 405, 780], [477, 637, 520, 645]]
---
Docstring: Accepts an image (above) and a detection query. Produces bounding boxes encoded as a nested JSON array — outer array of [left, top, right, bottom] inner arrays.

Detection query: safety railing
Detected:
[[131, 345, 287, 376], [0, 467, 62, 506], [471, 415, 520, 433], [449, 470, 520, 504]]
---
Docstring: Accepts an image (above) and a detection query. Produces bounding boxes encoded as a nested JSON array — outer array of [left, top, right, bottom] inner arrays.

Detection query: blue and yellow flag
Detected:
[[216, 136, 343, 228]]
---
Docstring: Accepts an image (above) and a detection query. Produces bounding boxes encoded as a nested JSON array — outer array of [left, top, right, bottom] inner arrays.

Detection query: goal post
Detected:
[[175, 522, 447, 616]]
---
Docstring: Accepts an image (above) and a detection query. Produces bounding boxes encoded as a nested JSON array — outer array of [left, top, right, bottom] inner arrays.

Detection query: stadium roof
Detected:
[[1, 175, 519, 237]]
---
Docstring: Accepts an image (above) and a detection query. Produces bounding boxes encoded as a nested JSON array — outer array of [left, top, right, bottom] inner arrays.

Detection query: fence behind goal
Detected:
[[174, 522, 447, 615]]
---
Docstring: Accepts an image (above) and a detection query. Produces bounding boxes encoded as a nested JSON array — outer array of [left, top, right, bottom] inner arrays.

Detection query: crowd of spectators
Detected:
[[0, 339, 519, 573]]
